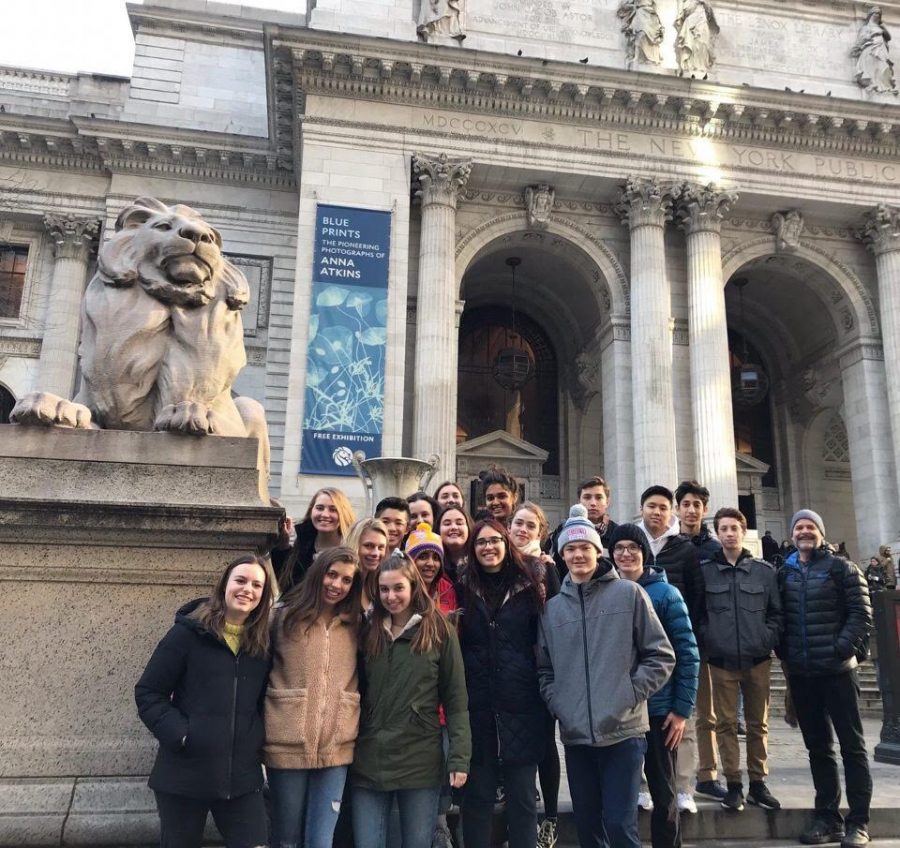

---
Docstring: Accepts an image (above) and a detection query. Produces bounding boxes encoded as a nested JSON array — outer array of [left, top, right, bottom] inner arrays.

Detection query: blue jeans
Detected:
[[352, 785, 441, 848], [564, 737, 647, 848], [267, 765, 348, 848]]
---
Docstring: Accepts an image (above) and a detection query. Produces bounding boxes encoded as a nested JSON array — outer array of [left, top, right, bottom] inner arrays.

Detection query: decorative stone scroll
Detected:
[[42, 213, 100, 261], [615, 177, 674, 229], [413, 152, 472, 209], [618, 0, 664, 66], [674, 181, 738, 234], [771, 210, 805, 252], [852, 6, 898, 95], [675, 0, 720, 79], [417, 0, 466, 44], [524, 184, 555, 229]]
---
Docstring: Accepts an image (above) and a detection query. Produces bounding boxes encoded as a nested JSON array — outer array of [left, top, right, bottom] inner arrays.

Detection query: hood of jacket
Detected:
[[638, 565, 669, 588], [559, 559, 617, 598], [173, 598, 221, 643], [638, 517, 682, 557]]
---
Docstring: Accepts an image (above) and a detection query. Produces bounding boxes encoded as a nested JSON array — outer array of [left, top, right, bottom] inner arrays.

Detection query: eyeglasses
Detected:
[[613, 543, 642, 555], [474, 536, 504, 548]]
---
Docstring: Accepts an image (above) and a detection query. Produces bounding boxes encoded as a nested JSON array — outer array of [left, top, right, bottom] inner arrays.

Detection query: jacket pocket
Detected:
[[706, 584, 730, 612], [410, 704, 440, 733], [333, 691, 361, 747], [738, 582, 766, 612], [264, 687, 309, 746]]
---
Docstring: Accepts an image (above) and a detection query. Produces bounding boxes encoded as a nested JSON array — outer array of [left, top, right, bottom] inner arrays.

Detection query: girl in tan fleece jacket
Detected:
[[264, 547, 363, 848]]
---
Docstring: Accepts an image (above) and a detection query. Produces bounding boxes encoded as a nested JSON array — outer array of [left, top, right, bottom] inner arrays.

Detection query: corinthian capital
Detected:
[[859, 204, 900, 256], [674, 182, 738, 235], [43, 213, 101, 261], [413, 153, 472, 209], [615, 177, 674, 229]]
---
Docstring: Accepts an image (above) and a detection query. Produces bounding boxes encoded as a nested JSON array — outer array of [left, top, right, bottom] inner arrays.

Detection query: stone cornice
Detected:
[[0, 119, 295, 189], [273, 29, 900, 159]]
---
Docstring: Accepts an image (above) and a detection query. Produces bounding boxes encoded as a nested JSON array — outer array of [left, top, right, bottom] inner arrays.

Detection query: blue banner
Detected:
[[300, 204, 391, 475]]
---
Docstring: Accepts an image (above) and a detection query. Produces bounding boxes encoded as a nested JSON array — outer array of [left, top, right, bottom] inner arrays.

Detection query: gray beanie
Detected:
[[791, 509, 826, 536], [557, 504, 603, 554]]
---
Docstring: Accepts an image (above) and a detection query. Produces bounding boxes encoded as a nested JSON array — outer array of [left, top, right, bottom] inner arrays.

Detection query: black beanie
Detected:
[[608, 523, 651, 565]]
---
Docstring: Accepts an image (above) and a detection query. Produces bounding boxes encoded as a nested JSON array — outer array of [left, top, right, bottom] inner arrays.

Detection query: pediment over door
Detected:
[[456, 430, 548, 505], [736, 451, 771, 496]]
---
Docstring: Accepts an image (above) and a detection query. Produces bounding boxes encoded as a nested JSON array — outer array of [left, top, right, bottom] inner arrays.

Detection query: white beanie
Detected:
[[557, 504, 603, 554]]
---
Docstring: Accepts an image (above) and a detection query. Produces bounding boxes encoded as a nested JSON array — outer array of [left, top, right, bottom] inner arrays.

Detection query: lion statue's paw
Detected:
[[154, 401, 223, 435], [9, 392, 94, 429]]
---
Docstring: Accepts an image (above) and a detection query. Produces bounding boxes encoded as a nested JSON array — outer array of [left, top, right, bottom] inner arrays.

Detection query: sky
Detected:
[[0, 0, 299, 77]]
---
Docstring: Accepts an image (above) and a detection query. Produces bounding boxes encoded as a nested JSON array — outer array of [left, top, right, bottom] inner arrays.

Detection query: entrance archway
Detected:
[[455, 229, 614, 526]]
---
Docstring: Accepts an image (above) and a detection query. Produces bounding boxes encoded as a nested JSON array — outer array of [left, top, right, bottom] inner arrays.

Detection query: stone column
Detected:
[[38, 213, 101, 397], [676, 183, 739, 513], [860, 204, 900, 504], [411, 153, 471, 476], [617, 177, 678, 498], [600, 316, 636, 519]]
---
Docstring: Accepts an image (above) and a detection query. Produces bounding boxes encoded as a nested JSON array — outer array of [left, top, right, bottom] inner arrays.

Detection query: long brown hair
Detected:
[[364, 550, 452, 658], [278, 547, 362, 636], [463, 518, 544, 607], [191, 554, 275, 658]]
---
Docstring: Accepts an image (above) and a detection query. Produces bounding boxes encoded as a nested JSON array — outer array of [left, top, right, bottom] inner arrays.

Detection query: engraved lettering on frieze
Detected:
[[852, 6, 898, 95], [618, 0, 664, 66], [524, 185, 555, 230], [771, 210, 804, 252], [422, 113, 523, 136], [675, 0, 719, 79]]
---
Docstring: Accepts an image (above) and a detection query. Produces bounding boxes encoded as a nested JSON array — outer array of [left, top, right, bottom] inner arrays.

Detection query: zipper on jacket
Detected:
[[226, 653, 239, 799], [488, 616, 503, 763], [799, 565, 809, 672], [578, 584, 596, 744]]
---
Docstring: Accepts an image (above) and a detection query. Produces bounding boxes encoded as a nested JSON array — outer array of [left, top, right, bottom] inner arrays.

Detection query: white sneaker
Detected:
[[677, 792, 698, 814], [637, 791, 654, 811]]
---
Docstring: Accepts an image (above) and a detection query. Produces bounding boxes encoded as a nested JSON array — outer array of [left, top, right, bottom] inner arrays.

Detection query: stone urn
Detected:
[[352, 452, 439, 515]]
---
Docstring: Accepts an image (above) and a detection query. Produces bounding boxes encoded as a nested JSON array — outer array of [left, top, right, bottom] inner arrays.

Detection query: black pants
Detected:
[[539, 711, 561, 819], [154, 789, 267, 848], [789, 670, 872, 828], [645, 716, 680, 848], [462, 758, 537, 848]]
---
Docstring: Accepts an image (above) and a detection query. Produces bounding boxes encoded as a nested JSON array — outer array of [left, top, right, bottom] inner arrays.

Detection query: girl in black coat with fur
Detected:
[[135, 554, 275, 848]]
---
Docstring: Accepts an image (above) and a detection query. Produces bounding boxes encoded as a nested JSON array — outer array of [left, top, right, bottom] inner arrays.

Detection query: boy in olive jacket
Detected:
[[537, 505, 674, 848]]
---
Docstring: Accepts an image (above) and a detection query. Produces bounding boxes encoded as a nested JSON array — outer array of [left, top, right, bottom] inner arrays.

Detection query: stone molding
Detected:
[[616, 176, 674, 229], [837, 336, 886, 370], [860, 203, 900, 256], [0, 337, 41, 357], [278, 32, 900, 157], [675, 182, 738, 234], [42, 213, 100, 261], [413, 153, 473, 209]]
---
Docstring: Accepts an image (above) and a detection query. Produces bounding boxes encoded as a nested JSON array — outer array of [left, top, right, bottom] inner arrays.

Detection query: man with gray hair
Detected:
[[777, 509, 873, 848]]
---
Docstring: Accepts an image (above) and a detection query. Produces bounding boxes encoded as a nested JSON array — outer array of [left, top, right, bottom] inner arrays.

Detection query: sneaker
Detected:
[[841, 825, 870, 847], [799, 818, 846, 845], [747, 780, 781, 810], [637, 791, 654, 811], [432, 819, 454, 848], [721, 783, 745, 812], [677, 792, 698, 814], [537, 818, 558, 848], [695, 779, 728, 800]]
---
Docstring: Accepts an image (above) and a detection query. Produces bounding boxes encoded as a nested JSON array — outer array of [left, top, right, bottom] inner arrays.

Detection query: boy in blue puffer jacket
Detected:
[[610, 523, 700, 848]]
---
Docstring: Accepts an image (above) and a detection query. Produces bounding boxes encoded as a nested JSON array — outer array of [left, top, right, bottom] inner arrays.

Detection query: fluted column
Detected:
[[38, 213, 100, 397], [411, 153, 471, 476], [617, 177, 678, 498], [676, 183, 739, 513], [860, 203, 900, 502]]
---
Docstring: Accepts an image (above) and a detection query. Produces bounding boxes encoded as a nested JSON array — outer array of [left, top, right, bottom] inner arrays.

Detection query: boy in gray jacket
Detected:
[[537, 504, 675, 848]]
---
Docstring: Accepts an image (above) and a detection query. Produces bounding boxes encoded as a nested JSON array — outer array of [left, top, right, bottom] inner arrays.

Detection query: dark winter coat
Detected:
[[271, 520, 317, 589], [688, 524, 722, 561], [699, 549, 783, 671], [649, 532, 706, 627], [638, 567, 700, 719], [135, 599, 269, 800], [457, 576, 547, 766], [777, 548, 872, 677]]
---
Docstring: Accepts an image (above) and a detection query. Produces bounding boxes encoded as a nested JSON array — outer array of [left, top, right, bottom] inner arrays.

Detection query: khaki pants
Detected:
[[709, 659, 771, 784], [695, 661, 718, 783]]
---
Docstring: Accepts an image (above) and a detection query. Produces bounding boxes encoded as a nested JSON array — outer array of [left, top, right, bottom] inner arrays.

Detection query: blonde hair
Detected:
[[345, 517, 390, 603], [301, 487, 356, 538]]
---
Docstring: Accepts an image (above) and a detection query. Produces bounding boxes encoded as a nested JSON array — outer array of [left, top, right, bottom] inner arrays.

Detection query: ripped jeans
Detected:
[[268, 765, 349, 848]]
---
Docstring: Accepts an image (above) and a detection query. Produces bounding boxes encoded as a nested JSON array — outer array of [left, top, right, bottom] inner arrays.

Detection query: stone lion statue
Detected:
[[11, 197, 270, 497]]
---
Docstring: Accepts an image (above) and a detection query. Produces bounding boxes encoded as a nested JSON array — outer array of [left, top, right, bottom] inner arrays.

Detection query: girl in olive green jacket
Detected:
[[352, 551, 471, 848]]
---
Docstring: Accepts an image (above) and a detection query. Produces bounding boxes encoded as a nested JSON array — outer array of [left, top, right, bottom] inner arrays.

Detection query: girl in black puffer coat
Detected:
[[135, 554, 275, 848], [458, 519, 546, 848]]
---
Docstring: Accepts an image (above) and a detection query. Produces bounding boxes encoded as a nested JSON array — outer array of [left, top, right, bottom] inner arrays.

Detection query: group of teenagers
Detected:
[[135, 469, 875, 848]]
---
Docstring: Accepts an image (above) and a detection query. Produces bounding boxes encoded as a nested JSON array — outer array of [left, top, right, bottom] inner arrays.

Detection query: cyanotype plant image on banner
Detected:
[[301, 204, 391, 475]]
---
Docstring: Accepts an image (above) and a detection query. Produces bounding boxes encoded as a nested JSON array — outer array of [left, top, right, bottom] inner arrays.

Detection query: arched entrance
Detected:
[[454, 229, 615, 526], [723, 247, 891, 559]]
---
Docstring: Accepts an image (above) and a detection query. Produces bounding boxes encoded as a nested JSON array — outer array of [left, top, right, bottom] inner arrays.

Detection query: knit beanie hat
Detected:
[[405, 522, 444, 562], [608, 523, 651, 565], [557, 504, 603, 554], [790, 509, 826, 537]]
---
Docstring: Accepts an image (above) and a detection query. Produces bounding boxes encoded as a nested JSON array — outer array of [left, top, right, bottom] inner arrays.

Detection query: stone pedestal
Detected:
[[0, 425, 280, 845], [873, 589, 900, 765]]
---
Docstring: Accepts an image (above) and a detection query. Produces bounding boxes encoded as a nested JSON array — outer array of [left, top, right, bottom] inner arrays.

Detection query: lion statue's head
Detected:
[[96, 196, 249, 310]]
